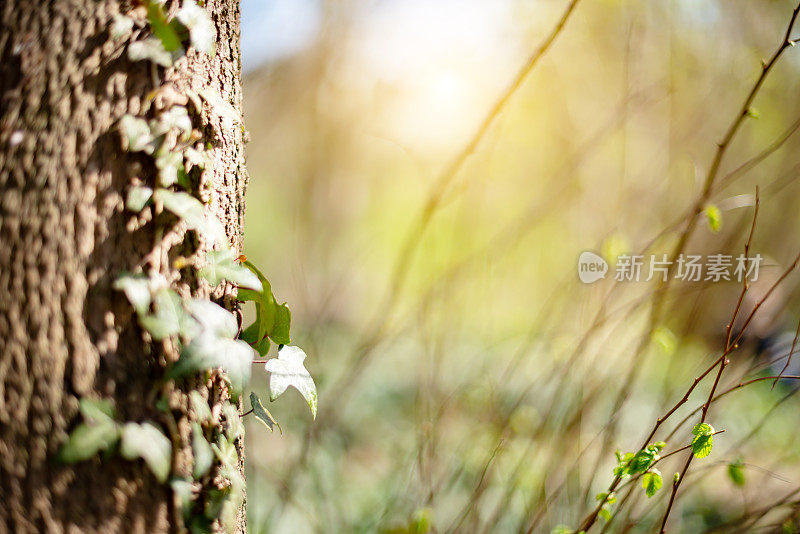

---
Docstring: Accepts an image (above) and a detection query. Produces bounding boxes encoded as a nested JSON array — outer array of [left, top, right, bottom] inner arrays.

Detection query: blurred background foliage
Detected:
[[238, 0, 800, 532]]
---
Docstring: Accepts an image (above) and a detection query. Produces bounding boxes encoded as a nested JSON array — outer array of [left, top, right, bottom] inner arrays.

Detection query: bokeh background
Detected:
[[238, 1, 800, 532]]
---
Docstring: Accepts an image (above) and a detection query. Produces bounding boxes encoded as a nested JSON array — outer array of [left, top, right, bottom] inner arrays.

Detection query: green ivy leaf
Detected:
[[111, 14, 134, 40], [119, 115, 156, 153], [199, 87, 240, 126], [58, 420, 121, 464], [182, 298, 238, 340], [264, 346, 318, 419], [728, 459, 745, 487], [222, 402, 243, 442], [200, 248, 261, 290], [192, 423, 214, 479], [189, 391, 213, 425], [126, 185, 154, 212], [642, 469, 663, 497], [270, 303, 291, 345], [113, 273, 152, 315], [128, 36, 180, 67], [153, 106, 193, 141], [171, 334, 254, 395], [145, 0, 182, 52], [156, 189, 227, 245], [176, 0, 217, 55], [156, 151, 184, 187], [139, 288, 184, 340], [704, 204, 722, 233], [120, 422, 172, 483], [249, 392, 281, 433], [79, 398, 115, 423]]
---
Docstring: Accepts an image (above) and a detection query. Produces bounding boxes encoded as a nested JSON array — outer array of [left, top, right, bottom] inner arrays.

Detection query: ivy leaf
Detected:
[[111, 14, 134, 40], [183, 298, 238, 339], [120, 422, 172, 483], [264, 346, 317, 419], [642, 469, 663, 497], [119, 115, 156, 153], [113, 273, 152, 315], [126, 185, 154, 212], [155, 151, 184, 187], [172, 334, 254, 395], [728, 459, 745, 487], [154, 106, 193, 141], [691, 422, 715, 459], [192, 423, 214, 479], [249, 392, 281, 434], [270, 303, 291, 345], [176, 0, 217, 55], [156, 189, 227, 245], [128, 36, 180, 67], [184, 147, 208, 171], [58, 420, 120, 464], [222, 402, 244, 442], [200, 248, 261, 290], [145, 0, 182, 52], [189, 390, 213, 425], [139, 288, 184, 340], [79, 398, 115, 423], [199, 87, 240, 127], [704, 204, 722, 233]]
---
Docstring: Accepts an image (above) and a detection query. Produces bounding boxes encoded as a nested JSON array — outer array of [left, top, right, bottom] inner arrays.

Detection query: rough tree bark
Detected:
[[0, 1, 248, 532]]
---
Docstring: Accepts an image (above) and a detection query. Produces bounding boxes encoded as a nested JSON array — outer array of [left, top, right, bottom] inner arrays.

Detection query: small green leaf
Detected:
[[171, 334, 254, 395], [192, 423, 214, 479], [119, 115, 156, 153], [126, 185, 154, 212], [627, 449, 657, 475], [691, 433, 714, 459], [156, 151, 184, 187], [176, 0, 217, 55], [189, 391, 213, 425], [153, 106, 193, 140], [139, 288, 183, 340], [704, 204, 722, 233], [184, 147, 208, 171], [120, 422, 172, 483], [222, 402, 243, 442], [270, 303, 291, 345], [183, 299, 238, 339], [642, 469, 663, 497], [728, 459, 745, 487], [200, 248, 261, 290], [598, 508, 611, 522], [156, 189, 227, 245], [128, 36, 179, 67], [264, 346, 318, 419], [111, 14, 134, 40], [249, 392, 281, 433], [692, 422, 714, 436], [79, 398, 115, 423], [652, 326, 676, 355], [113, 273, 152, 315], [145, 0, 182, 52], [199, 87, 240, 126], [746, 107, 760, 119], [673, 472, 680, 484], [58, 420, 120, 463]]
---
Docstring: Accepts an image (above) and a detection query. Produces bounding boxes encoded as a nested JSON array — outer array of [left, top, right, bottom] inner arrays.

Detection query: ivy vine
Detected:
[[58, 1, 317, 532]]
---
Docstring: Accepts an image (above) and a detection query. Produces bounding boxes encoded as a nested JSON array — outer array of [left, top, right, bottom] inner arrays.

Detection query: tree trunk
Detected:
[[0, 1, 247, 532]]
